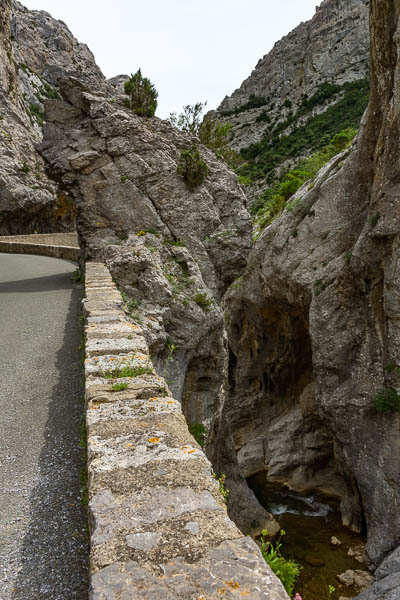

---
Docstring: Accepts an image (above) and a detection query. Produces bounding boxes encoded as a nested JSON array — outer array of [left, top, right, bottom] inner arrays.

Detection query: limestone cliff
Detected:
[[215, 0, 370, 198], [0, 0, 108, 233], [222, 2, 400, 598]]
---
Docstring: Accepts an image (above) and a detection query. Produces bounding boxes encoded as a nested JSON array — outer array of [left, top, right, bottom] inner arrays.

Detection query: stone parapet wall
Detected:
[[83, 261, 288, 599], [0, 234, 80, 262]]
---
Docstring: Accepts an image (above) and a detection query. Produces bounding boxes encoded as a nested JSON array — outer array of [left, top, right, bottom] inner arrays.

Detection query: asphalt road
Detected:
[[0, 254, 88, 599]]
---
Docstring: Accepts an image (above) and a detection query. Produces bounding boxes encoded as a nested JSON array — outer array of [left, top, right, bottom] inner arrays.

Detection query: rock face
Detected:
[[0, 0, 108, 234], [223, 0, 400, 588], [217, 0, 370, 152]]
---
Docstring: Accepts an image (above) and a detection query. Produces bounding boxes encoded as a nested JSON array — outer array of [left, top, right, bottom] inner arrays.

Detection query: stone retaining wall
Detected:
[[83, 261, 288, 599], [0, 234, 80, 261]]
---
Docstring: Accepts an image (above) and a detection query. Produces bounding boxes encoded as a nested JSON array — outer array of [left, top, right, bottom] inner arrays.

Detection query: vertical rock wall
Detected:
[[223, 0, 400, 587]]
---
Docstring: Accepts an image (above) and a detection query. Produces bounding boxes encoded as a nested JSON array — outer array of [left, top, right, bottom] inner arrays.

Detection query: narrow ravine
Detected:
[[0, 254, 88, 599], [249, 475, 372, 600]]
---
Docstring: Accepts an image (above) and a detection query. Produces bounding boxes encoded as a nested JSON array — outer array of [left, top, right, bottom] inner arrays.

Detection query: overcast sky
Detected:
[[21, 0, 320, 118]]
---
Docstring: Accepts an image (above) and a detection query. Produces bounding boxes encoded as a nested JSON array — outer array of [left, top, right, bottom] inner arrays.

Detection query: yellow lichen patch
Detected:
[[225, 581, 240, 589], [188, 449, 196, 454], [148, 437, 160, 444], [240, 591, 251, 596], [126, 443, 133, 447], [149, 397, 158, 402]]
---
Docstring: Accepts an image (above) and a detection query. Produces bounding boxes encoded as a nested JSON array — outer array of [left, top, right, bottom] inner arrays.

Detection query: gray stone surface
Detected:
[[125, 532, 161, 552], [353, 573, 400, 600], [90, 537, 288, 600], [0, 239, 80, 261], [375, 547, 400, 580], [0, 0, 100, 233]]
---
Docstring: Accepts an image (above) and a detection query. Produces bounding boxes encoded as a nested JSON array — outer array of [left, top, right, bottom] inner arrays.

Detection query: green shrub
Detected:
[[168, 101, 205, 135], [188, 423, 207, 447], [368, 212, 381, 227], [71, 268, 84, 283], [169, 102, 241, 168], [199, 117, 230, 153], [256, 111, 271, 123], [28, 102, 44, 126], [194, 292, 214, 310], [165, 239, 186, 247], [260, 530, 301, 597], [178, 145, 208, 189], [375, 387, 400, 413], [124, 69, 158, 117], [220, 93, 268, 116], [212, 472, 229, 503], [39, 81, 62, 100]]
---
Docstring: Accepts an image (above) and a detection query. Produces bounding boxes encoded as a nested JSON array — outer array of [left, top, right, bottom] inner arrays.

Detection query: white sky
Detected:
[[20, 0, 320, 118]]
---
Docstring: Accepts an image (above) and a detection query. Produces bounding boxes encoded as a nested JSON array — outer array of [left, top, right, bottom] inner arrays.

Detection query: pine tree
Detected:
[[124, 69, 158, 117]]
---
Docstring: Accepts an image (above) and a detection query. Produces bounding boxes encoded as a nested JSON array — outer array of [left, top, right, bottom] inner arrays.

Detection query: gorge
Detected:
[[1, 0, 400, 599]]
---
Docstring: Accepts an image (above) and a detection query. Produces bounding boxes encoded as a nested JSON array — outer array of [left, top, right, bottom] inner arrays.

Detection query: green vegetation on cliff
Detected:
[[239, 79, 369, 182], [169, 102, 242, 169], [251, 128, 357, 234], [177, 145, 209, 190]]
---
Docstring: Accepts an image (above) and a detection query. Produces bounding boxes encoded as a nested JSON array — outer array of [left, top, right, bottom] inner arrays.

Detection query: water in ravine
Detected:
[[248, 473, 371, 600]]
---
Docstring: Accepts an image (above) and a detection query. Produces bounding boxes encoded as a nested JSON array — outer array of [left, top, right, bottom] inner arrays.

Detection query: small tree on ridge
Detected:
[[124, 69, 158, 117]]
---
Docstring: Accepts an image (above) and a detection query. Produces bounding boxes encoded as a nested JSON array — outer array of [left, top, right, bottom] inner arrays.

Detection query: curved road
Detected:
[[0, 254, 88, 599]]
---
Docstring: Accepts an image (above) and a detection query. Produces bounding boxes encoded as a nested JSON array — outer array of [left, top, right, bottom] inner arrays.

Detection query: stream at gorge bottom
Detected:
[[248, 473, 371, 600]]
